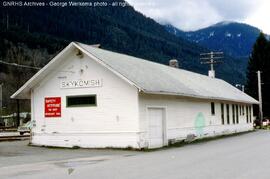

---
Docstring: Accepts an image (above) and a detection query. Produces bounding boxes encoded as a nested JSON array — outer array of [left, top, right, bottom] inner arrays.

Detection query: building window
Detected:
[[232, 104, 235, 124], [221, 103, 225, 125], [246, 106, 249, 123], [236, 105, 239, 124], [240, 105, 242, 116], [66, 95, 97, 107], [211, 102, 215, 115], [226, 104, 230, 124], [249, 106, 252, 123]]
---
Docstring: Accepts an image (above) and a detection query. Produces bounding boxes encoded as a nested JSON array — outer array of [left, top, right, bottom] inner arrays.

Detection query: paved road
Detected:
[[0, 130, 270, 179]]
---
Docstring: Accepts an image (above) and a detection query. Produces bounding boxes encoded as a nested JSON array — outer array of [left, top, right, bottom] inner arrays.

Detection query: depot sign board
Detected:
[[60, 79, 102, 89], [44, 97, 61, 117]]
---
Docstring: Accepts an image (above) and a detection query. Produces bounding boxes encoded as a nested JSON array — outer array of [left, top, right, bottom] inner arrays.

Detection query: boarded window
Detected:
[[66, 95, 96, 107], [211, 102, 215, 115], [221, 103, 224, 125]]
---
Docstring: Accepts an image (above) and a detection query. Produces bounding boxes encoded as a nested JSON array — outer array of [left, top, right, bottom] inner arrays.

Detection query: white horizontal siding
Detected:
[[31, 132, 140, 148], [139, 94, 253, 147]]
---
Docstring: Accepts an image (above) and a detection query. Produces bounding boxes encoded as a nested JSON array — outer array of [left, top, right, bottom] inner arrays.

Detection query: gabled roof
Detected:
[[12, 42, 258, 104]]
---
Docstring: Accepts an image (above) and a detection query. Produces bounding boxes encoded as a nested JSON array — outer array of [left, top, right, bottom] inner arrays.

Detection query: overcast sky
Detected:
[[125, 0, 270, 34]]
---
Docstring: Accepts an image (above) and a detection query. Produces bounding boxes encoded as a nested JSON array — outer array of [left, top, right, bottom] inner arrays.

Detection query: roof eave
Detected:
[[11, 42, 143, 99], [11, 42, 75, 99], [140, 90, 259, 104]]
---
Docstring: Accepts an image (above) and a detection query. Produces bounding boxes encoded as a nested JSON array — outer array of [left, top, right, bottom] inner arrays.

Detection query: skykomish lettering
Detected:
[[60, 79, 102, 89]]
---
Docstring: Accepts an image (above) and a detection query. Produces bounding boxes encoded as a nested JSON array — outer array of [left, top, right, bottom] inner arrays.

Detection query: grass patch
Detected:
[[260, 126, 270, 130]]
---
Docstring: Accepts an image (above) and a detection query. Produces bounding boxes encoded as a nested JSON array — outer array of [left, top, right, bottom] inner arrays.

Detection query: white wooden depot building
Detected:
[[12, 42, 258, 149]]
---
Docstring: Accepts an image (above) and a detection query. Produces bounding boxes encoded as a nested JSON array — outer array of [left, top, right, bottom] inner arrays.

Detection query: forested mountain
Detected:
[[0, 0, 245, 113], [165, 21, 262, 58]]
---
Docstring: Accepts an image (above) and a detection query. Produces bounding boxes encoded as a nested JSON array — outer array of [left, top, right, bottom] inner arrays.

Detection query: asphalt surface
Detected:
[[0, 130, 270, 179]]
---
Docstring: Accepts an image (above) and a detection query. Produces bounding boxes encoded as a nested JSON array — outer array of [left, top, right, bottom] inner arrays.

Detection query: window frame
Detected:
[[66, 94, 97, 108]]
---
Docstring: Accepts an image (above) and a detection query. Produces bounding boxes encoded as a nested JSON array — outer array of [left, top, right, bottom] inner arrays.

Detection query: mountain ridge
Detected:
[[165, 21, 262, 58]]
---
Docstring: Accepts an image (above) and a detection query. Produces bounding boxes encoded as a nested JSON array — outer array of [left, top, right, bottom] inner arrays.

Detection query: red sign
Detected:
[[44, 97, 61, 117]]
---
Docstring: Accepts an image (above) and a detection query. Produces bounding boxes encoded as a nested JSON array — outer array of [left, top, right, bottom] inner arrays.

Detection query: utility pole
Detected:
[[257, 71, 263, 121], [200, 51, 223, 78]]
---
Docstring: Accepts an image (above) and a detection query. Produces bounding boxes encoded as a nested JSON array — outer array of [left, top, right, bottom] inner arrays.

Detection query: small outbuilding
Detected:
[[12, 42, 258, 149]]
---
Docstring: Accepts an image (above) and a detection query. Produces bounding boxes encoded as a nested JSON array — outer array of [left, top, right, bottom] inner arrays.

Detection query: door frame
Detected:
[[147, 106, 168, 148]]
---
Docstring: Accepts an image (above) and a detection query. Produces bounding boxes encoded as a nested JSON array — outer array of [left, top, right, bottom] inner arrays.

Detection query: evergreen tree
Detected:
[[246, 32, 270, 117]]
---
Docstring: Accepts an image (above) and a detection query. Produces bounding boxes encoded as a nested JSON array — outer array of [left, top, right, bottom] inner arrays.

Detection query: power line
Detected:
[[0, 59, 41, 126], [0, 60, 41, 70]]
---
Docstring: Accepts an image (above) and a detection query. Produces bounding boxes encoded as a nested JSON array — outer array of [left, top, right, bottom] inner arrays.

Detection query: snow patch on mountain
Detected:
[[225, 32, 232, 37], [209, 31, 215, 37], [173, 28, 177, 35]]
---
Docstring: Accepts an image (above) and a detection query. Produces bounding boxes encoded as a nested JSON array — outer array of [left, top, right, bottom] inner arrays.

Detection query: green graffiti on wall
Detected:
[[194, 112, 206, 136]]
